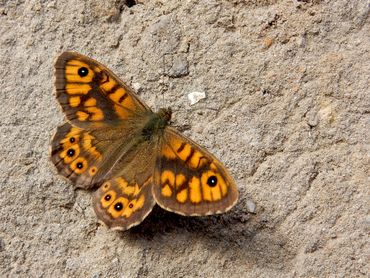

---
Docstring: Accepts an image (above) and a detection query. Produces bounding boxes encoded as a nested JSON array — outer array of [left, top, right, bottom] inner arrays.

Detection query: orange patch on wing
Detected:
[[109, 88, 126, 104], [200, 171, 224, 201], [100, 78, 117, 92], [189, 151, 208, 169], [84, 97, 97, 107], [116, 178, 140, 196], [85, 107, 104, 121], [125, 184, 140, 196], [122, 195, 145, 218], [116, 177, 128, 189], [162, 144, 176, 160], [76, 111, 89, 121], [65, 84, 91, 95], [219, 175, 227, 196], [82, 133, 102, 161], [176, 189, 188, 203], [65, 60, 94, 82], [101, 190, 116, 208], [189, 177, 201, 203], [161, 184, 173, 197], [70, 157, 88, 174], [59, 144, 80, 164], [175, 174, 186, 189], [176, 144, 192, 162], [69, 96, 81, 107], [210, 163, 217, 171], [136, 195, 145, 209], [201, 180, 212, 201], [121, 96, 136, 110], [108, 87, 137, 111], [161, 170, 175, 187], [108, 197, 129, 218], [101, 181, 111, 192], [89, 166, 97, 176], [60, 128, 81, 149]]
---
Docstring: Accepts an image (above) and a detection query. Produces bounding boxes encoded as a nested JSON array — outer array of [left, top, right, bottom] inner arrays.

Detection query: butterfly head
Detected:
[[157, 107, 172, 123]]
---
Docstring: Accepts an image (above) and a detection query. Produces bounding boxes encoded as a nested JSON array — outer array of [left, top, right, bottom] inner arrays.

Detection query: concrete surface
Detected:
[[0, 0, 369, 277]]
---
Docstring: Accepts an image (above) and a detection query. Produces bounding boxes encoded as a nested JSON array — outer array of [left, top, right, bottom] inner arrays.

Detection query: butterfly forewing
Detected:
[[55, 52, 151, 129]]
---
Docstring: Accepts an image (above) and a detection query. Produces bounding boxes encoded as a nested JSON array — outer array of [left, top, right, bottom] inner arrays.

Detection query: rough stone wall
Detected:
[[0, 0, 369, 277]]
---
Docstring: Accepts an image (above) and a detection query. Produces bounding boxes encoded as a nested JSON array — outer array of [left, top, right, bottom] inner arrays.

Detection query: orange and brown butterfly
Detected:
[[50, 51, 238, 231]]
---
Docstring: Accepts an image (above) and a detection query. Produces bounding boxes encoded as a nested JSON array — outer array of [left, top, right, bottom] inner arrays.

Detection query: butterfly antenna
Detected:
[[156, 52, 171, 111]]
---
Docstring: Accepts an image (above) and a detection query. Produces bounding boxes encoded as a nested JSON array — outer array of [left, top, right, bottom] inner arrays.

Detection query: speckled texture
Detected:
[[0, 0, 369, 277]]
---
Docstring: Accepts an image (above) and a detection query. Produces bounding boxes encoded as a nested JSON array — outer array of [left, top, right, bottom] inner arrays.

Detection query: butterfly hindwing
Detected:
[[55, 51, 150, 129], [50, 122, 113, 188], [92, 174, 155, 231], [152, 127, 238, 216]]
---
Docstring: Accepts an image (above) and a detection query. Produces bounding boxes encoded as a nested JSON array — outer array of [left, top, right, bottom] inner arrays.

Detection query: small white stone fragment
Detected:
[[188, 91, 206, 105], [132, 82, 142, 92], [246, 199, 256, 213]]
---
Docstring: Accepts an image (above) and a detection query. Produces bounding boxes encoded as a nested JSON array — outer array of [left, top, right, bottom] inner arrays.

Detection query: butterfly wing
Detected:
[[50, 122, 146, 188], [51, 52, 155, 188], [51, 121, 158, 229], [55, 51, 151, 129], [152, 127, 238, 216], [92, 175, 155, 231], [91, 137, 159, 230]]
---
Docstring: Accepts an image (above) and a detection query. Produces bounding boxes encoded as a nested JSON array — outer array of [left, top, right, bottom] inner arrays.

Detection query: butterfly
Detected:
[[50, 52, 238, 231]]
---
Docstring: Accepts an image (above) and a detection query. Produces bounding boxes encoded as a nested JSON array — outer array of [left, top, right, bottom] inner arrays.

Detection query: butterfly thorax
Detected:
[[141, 108, 172, 141]]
